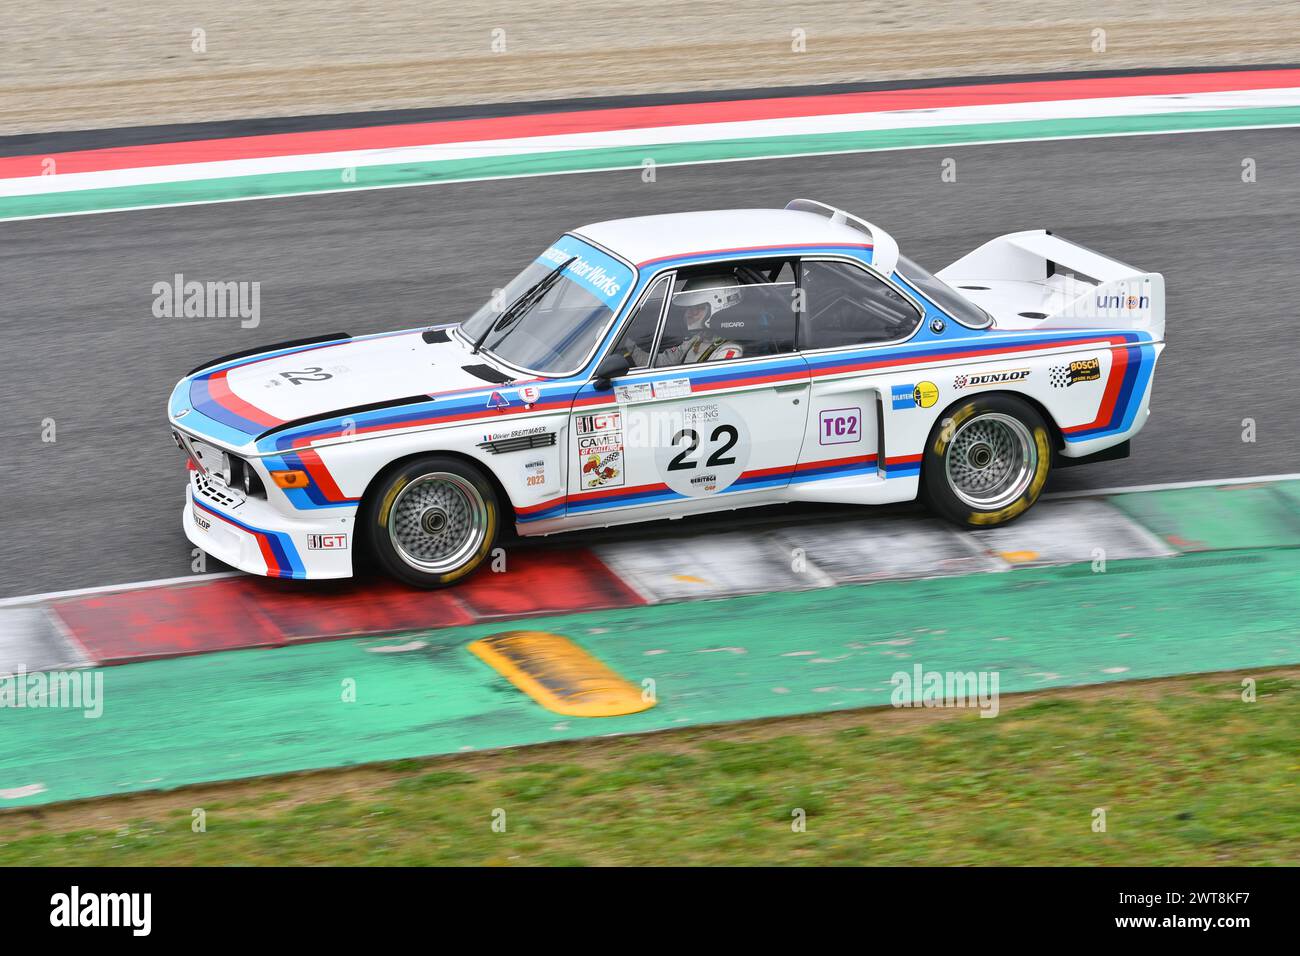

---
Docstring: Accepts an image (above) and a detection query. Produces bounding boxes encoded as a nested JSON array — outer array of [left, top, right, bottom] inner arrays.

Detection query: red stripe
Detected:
[[516, 499, 565, 516], [793, 453, 878, 473], [198, 498, 284, 575], [291, 445, 351, 502], [742, 463, 798, 480], [572, 480, 671, 503], [1064, 346, 1129, 435], [693, 368, 808, 392], [638, 242, 870, 267], [206, 368, 283, 429], [814, 333, 1131, 378], [4, 70, 1296, 179], [254, 534, 282, 577], [279, 336, 1130, 449]]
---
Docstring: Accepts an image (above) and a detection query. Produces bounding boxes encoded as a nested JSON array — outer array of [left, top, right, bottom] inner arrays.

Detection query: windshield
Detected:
[[895, 254, 993, 329], [459, 235, 634, 374]]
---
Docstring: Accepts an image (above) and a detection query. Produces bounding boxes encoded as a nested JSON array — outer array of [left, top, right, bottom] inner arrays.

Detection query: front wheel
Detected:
[[363, 456, 499, 588], [922, 394, 1052, 527]]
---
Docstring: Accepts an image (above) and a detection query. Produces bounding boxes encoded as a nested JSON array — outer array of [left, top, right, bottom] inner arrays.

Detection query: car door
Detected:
[[793, 256, 927, 498], [565, 259, 810, 526]]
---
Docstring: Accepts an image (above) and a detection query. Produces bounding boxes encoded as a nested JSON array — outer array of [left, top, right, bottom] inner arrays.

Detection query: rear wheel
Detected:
[[922, 393, 1052, 527], [364, 456, 499, 588]]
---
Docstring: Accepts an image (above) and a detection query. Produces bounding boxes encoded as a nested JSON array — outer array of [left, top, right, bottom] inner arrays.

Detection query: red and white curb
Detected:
[[8, 475, 1291, 673], [594, 497, 1173, 603], [2, 69, 1299, 221]]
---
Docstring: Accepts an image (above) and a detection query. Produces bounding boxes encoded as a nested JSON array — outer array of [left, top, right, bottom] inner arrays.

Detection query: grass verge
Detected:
[[1, 669, 1296, 865]]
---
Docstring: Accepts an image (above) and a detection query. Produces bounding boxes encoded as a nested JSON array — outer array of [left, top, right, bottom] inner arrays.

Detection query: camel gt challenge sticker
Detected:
[[574, 411, 624, 490]]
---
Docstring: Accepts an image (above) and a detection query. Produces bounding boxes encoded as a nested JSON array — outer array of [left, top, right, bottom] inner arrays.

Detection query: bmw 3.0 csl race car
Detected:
[[168, 199, 1164, 587]]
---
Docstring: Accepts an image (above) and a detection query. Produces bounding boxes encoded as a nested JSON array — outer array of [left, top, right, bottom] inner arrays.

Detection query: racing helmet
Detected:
[[674, 276, 742, 319]]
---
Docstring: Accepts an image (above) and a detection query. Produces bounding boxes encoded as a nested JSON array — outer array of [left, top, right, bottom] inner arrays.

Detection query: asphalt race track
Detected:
[[0, 128, 1297, 597]]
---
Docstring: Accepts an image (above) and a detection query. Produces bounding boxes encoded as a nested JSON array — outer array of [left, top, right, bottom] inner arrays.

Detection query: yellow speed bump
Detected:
[[998, 550, 1041, 564], [467, 631, 654, 718]]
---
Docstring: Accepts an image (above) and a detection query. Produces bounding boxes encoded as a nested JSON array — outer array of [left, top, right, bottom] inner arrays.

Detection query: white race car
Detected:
[[168, 199, 1164, 587]]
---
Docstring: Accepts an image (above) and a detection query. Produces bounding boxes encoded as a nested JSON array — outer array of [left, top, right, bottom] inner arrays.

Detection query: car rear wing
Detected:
[[937, 230, 1165, 340]]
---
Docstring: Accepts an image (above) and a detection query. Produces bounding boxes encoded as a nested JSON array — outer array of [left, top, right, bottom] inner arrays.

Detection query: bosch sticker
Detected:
[[1050, 357, 1101, 388]]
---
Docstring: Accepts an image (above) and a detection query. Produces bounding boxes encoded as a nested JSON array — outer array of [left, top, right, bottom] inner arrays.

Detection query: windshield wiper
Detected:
[[470, 256, 576, 355]]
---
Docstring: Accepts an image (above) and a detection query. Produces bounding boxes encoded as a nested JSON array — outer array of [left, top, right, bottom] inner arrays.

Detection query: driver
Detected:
[[652, 276, 746, 365]]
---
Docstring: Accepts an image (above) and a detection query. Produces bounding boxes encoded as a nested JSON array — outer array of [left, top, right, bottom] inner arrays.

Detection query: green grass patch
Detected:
[[0, 672, 1296, 865]]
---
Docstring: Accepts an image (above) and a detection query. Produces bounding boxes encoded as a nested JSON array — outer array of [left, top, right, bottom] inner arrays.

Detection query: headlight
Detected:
[[238, 457, 266, 497]]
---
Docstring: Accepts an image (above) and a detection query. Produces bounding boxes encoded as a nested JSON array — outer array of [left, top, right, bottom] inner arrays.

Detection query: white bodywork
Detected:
[[168, 202, 1164, 580]]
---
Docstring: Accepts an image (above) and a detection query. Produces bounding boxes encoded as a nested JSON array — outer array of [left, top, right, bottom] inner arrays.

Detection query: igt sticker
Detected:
[[819, 407, 862, 445]]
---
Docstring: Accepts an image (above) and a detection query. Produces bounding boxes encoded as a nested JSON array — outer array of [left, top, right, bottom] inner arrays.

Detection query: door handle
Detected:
[[774, 383, 807, 393]]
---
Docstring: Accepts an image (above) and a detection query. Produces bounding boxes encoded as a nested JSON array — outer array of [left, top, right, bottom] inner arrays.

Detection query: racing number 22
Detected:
[[667, 425, 739, 471]]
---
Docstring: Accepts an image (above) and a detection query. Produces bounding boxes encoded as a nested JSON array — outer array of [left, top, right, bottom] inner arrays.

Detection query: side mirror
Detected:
[[592, 352, 631, 391]]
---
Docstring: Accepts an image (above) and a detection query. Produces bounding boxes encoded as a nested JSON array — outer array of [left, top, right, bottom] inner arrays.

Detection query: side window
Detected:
[[610, 275, 671, 368], [798, 260, 921, 350], [653, 260, 797, 367]]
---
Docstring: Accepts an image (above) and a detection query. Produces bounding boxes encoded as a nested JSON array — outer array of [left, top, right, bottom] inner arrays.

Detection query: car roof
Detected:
[[573, 207, 879, 268]]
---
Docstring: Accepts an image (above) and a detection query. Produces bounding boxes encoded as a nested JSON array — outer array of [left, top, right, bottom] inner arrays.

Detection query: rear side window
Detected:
[[798, 259, 921, 349], [895, 254, 993, 329]]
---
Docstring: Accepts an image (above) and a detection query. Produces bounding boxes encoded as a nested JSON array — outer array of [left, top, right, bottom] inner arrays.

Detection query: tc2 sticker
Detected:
[[819, 407, 862, 445]]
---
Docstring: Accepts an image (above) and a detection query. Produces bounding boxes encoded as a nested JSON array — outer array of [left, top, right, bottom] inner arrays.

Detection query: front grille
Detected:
[[194, 472, 245, 509], [188, 438, 225, 475], [476, 432, 557, 455]]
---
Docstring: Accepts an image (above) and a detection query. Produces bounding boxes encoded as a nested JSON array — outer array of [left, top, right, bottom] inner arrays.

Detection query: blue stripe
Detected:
[[193, 497, 305, 578], [1064, 343, 1155, 442]]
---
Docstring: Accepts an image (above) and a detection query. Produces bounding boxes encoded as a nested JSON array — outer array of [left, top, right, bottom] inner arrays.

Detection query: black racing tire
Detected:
[[362, 455, 499, 588], [922, 393, 1052, 528]]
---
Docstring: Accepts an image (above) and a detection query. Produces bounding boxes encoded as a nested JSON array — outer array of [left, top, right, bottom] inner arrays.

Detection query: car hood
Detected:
[[170, 328, 520, 450]]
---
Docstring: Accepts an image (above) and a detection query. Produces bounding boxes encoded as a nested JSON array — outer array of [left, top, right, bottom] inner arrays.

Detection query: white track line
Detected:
[[0, 571, 242, 609], [1043, 472, 1300, 499], [0, 472, 1295, 609], [8, 87, 1297, 196]]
